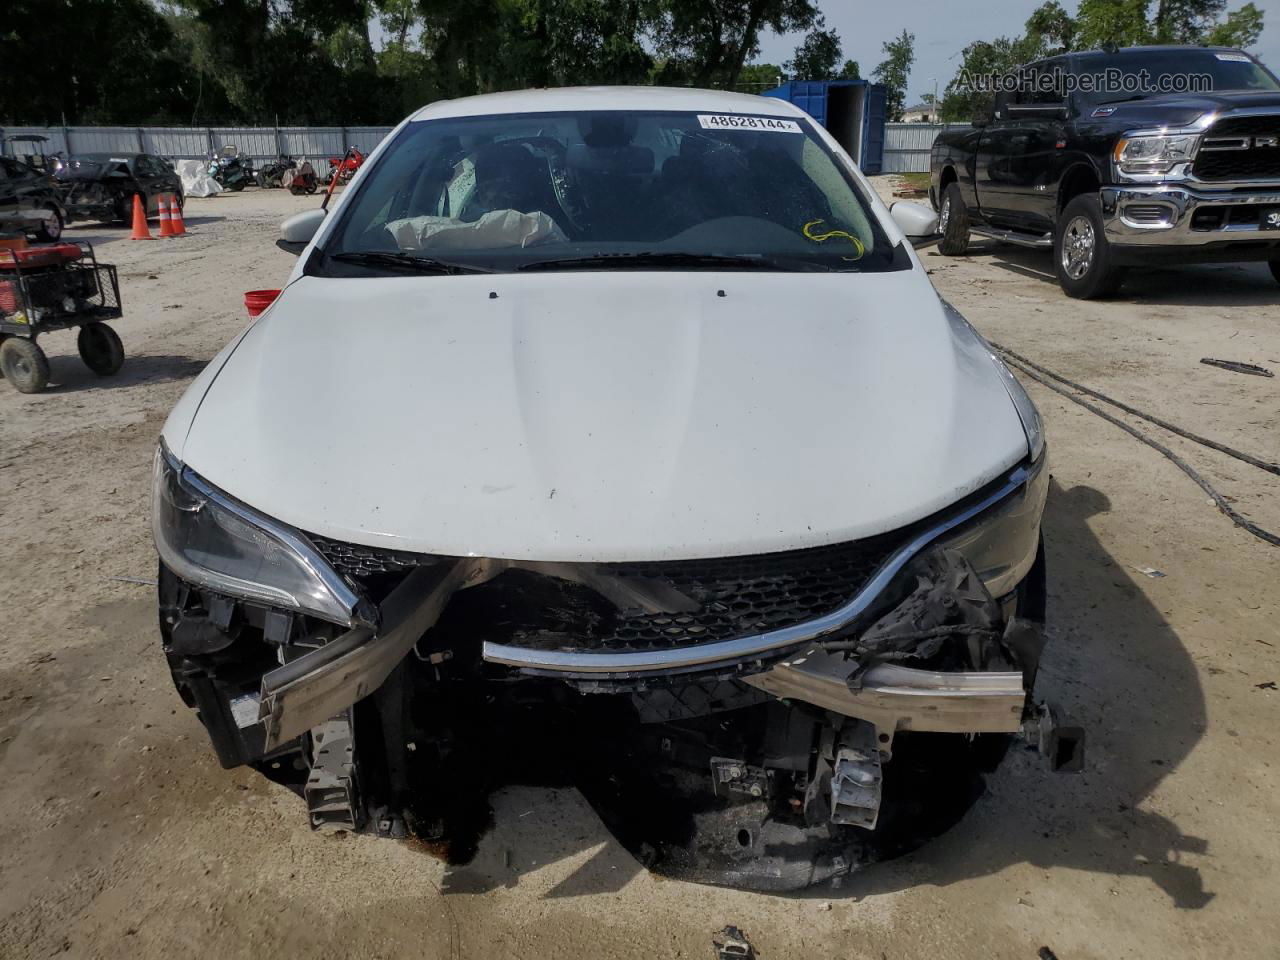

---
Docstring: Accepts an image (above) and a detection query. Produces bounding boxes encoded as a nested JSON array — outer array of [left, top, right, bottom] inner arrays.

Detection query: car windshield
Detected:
[[1075, 50, 1280, 104], [56, 157, 125, 179], [319, 109, 904, 275]]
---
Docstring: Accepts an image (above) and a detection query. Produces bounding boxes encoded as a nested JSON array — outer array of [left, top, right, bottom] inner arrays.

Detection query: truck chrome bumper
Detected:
[[1101, 184, 1280, 247]]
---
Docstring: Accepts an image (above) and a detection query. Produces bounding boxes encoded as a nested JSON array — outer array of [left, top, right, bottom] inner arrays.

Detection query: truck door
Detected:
[[1001, 64, 1069, 231], [974, 92, 1023, 224]]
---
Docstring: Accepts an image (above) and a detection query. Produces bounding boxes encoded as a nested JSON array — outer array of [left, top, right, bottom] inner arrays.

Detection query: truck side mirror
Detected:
[[889, 201, 942, 249]]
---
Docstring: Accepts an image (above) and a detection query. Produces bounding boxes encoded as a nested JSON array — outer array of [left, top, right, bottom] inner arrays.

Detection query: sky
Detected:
[[754, 0, 1280, 107]]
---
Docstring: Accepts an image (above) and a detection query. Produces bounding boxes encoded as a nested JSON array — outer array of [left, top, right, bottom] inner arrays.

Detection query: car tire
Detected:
[[34, 205, 64, 242], [937, 182, 970, 256], [78, 323, 125, 376], [0, 337, 51, 393], [1055, 194, 1126, 299]]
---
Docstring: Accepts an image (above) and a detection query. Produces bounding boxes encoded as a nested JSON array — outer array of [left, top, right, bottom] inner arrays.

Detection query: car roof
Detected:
[[409, 85, 805, 122]]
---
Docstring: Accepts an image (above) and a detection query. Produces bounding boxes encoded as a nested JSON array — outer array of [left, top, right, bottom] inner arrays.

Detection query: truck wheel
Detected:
[[78, 323, 125, 376], [937, 183, 970, 256], [34, 205, 64, 242], [1055, 195, 1125, 299], [0, 337, 51, 393]]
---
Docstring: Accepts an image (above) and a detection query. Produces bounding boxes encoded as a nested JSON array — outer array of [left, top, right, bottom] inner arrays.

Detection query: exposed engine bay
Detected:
[[157, 457, 1082, 891]]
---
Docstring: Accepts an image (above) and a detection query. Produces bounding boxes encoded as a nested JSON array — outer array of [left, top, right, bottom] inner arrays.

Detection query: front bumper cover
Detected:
[[1100, 183, 1280, 260], [252, 457, 1049, 752]]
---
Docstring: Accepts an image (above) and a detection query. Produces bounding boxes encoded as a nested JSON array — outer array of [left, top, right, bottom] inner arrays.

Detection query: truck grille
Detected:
[[1194, 115, 1280, 182], [313, 534, 903, 654]]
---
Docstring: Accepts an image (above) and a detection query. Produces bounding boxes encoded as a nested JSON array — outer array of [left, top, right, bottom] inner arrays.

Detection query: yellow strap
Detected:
[[802, 219, 865, 260]]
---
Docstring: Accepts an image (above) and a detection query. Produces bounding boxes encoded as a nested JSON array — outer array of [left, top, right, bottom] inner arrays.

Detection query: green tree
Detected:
[[872, 29, 915, 122], [838, 59, 860, 80], [647, 0, 820, 89], [1024, 0, 1076, 54], [1204, 2, 1265, 47], [786, 17, 842, 80], [1073, 0, 1153, 49], [736, 61, 785, 90]]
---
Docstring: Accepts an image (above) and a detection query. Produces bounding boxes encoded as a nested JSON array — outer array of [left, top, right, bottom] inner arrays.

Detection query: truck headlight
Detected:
[[935, 452, 1048, 599], [1113, 134, 1198, 176], [152, 444, 371, 627]]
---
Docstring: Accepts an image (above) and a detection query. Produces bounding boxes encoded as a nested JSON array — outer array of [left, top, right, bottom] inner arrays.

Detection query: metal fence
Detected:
[[6, 119, 961, 174], [0, 124, 397, 166], [882, 122, 969, 173]]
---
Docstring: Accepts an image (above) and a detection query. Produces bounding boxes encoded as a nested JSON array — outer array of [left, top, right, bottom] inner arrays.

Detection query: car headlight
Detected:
[[934, 452, 1049, 599], [152, 444, 372, 627], [1113, 134, 1198, 176]]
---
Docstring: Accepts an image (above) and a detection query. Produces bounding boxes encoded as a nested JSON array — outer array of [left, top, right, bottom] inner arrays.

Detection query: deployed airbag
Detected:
[[386, 209, 567, 251]]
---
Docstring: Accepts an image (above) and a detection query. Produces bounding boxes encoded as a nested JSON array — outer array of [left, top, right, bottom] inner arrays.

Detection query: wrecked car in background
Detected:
[[53, 152, 183, 224], [153, 87, 1080, 890]]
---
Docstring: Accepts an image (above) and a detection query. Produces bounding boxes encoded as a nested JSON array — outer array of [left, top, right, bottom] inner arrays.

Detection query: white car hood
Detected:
[[169, 270, 1029, 562]]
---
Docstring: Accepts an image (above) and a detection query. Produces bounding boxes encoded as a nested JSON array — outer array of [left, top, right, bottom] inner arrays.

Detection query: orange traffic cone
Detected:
[[158, 195, 175, 237], [170, 194, 186, 236], [130, 194, 151, 240]]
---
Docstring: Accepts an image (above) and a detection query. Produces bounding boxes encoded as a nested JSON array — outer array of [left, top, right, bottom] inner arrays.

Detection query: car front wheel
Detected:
[[1055, 194, 1126, 299]]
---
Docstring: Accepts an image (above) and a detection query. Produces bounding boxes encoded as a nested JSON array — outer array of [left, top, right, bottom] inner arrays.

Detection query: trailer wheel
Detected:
[[78, 323, 125, 376], [937, 183, 970, 256], [34, 205, 64, 242], [0, 337, 51, 393]]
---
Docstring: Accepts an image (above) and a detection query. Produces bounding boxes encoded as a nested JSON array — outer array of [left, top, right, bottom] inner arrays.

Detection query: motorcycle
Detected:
[[208, 146, 255, 192], [325, 146, 364, 186], [282, 160, 319, 196], [256, 154, 297, 189]]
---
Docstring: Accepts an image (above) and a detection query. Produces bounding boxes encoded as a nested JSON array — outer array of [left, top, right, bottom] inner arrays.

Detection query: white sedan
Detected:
[[153, 86, 1068, 889]]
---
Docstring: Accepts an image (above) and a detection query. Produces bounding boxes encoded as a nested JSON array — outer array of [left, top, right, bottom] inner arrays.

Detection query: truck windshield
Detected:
[[1075, 50, 1280, 104], [320, 110, 903, 275]]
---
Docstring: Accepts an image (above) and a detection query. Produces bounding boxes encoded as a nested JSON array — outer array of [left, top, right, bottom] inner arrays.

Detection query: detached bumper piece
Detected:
[[306, 714, 361, 832]]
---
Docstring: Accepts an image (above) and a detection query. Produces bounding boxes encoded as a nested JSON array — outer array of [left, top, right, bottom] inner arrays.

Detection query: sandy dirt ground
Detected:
[[0, 182, 1277, 960]]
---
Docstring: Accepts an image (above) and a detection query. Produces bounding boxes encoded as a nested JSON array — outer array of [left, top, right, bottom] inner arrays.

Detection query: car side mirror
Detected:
[[278, 207, 326, 255], [889, 201, 942, 249]]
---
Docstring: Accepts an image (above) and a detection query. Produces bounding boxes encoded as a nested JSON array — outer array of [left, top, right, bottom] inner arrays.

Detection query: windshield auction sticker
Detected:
[[697, 114, 801, 133]]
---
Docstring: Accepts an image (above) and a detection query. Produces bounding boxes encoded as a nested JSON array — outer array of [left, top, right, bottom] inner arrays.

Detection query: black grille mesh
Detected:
[[312, 535, 431, 578], [1194, 115, 1280, 182], [594, 537, 899, 649], [312, 532, 901, 653]]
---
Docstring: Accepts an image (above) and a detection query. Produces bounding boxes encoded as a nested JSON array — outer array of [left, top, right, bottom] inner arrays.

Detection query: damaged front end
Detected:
[[55, 160, 138, 223], [155, 445, 1079, 890]]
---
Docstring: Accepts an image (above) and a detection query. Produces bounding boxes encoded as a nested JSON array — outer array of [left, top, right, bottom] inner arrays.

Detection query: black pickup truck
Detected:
[[931, 46, 1280, 297]]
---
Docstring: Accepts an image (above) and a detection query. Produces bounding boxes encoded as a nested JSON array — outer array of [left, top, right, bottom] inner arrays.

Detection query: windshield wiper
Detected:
[[516, 251, 831, 273], [328, 251, 495, 275]]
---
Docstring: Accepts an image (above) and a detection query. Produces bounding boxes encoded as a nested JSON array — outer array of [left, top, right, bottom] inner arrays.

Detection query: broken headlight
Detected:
[[152, 443, 371, 627], [934, 450, 1048, 599]]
